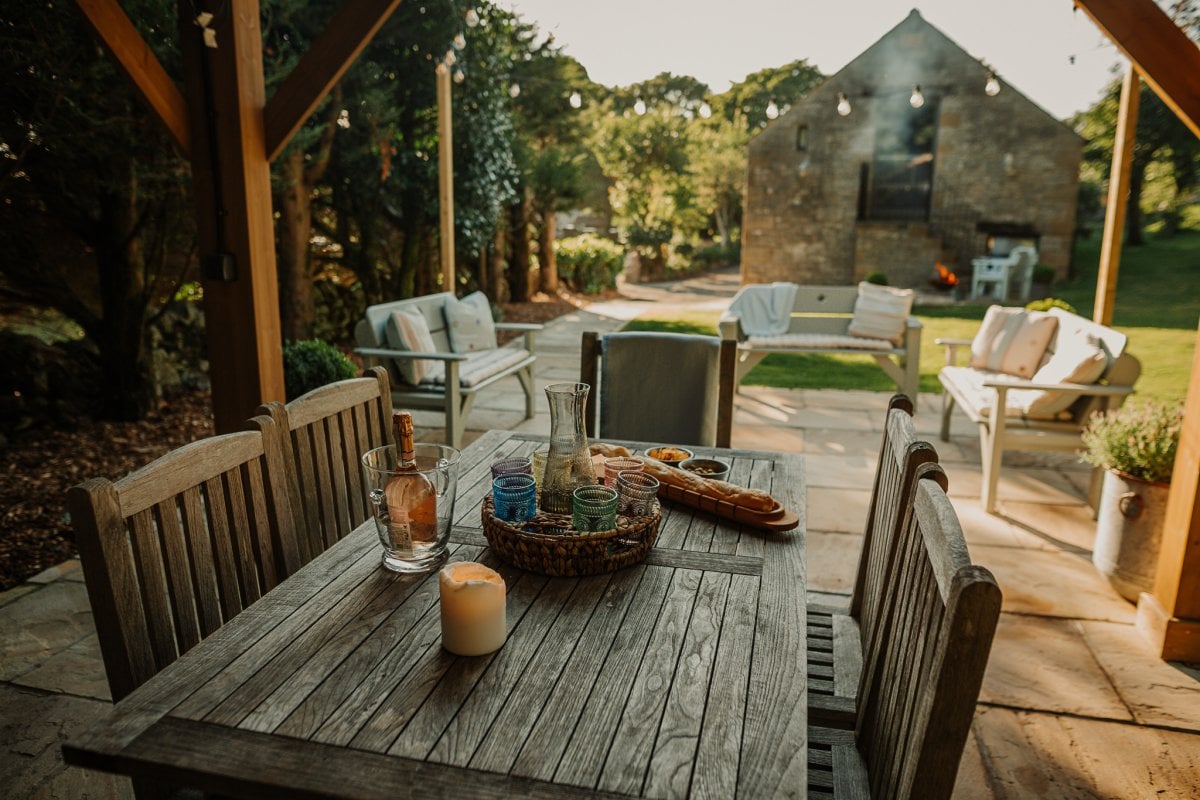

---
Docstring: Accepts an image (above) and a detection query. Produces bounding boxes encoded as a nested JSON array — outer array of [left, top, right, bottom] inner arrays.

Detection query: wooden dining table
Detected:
[[64, 429, 808, 799]]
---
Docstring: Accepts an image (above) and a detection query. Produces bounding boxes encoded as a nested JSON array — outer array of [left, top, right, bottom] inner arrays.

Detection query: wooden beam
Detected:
[[1137, 323, 1200, 661], [179, 0, 284, 432], [1075, 0, 1200, 138], [74, 0, 191, 155], [262, 0, 403, 161], [1093, 66, 1139, 327], [436, 61, 455, 293]]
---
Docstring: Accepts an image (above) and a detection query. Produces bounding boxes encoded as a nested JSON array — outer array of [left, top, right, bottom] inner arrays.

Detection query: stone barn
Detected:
[[742, 9, 1082, 290]]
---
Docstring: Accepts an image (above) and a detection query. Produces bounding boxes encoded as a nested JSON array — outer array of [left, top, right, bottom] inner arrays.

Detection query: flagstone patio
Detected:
[[2, 272, 1197, 798]]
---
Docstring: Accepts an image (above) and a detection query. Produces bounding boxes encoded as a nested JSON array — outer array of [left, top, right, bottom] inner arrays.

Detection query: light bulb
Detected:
[[765, 99, 779, 120], [698, 102, 712, 119], [453, 33, 466, 50], [837, 92, 851, 116], [910, 85, 924, 109], [465, 8, 479, 27], [443, 49, 456, 67], [569, 91, 582, 109], [634, 98, 646, 116], [453, 68, 465, 84], [985, 72, 1000, 96], [509, 83, 520, 98]]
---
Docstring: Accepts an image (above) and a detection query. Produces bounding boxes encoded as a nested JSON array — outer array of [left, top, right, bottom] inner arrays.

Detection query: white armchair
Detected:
[[970, 245, 1038, 302]]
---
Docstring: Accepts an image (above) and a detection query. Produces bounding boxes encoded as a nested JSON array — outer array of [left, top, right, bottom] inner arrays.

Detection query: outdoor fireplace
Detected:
[[930, 262, 958, 291]]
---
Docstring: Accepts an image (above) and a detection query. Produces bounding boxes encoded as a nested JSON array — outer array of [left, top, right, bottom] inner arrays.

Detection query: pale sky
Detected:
[[503, 0, 1125, 120]]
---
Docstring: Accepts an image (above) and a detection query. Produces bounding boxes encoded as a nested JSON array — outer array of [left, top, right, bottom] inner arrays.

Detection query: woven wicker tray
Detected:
[[481, 496, 660, 577]]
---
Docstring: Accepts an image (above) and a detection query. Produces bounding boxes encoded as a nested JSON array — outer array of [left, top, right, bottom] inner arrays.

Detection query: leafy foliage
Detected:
[[1081, 400, 1183, 484], [282, 339, 358, 401], [555, 234, 624, 294], [1025, 297, 1077, 314]]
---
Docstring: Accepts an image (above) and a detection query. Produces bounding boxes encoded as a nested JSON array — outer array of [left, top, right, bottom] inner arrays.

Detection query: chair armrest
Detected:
[[354, 347, 468, 362], [905, 317, 923, 329], [718, 313, 742, 342], [494, 322, 544, 332], [981, 377, 1135, 396], [935, 337, 973, 367], [496, 322, 540, 353]]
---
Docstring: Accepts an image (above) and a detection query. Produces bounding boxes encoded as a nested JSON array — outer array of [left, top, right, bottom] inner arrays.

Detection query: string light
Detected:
[[633, 98, 647, 115], [909, 85, 925, 108], [569, 91, 582, 109], [443, 49, 456, 66], [453, 32, 466, 49], [985, 72, 1000, 96], [465, 8, 479, 27], [698, 102, 712, 119], [453, 68, 465, 84], [508, 83, 520, 98], [765, 98, 780, 120], [837, 92, 851, 116]]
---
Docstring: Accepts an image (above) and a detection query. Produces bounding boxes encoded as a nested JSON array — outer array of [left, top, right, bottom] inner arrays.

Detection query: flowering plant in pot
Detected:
[[1080, 400, 1183, 601]]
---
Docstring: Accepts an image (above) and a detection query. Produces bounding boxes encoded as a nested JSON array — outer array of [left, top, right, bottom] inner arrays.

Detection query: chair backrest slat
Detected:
[[260, 367, 393, 568], [856, 465, 1002, 800], [70, 414, 297, 701]]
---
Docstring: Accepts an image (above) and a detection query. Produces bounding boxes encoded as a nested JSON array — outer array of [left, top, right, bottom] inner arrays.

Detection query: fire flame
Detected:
[[934, 262, 958, 287]]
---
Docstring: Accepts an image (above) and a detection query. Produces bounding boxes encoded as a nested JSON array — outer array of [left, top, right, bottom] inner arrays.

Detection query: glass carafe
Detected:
[[541, 382, 597, 514]]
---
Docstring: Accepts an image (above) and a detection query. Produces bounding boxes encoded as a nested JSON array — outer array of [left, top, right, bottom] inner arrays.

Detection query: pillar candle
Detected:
[[439, 561, 506, 656]]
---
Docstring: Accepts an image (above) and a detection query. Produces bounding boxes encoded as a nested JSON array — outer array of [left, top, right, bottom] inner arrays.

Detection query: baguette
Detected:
[[589, 442, 778, 513]]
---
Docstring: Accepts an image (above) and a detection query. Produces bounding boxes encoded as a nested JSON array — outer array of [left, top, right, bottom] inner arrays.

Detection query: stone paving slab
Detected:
[[969, 705, 1200, 799], [13, 633, 110, 702], [805, 487, 871, 535], [980, 614, 1132, 720], [0, 581, 97, 682], [806, 531, 863, 595]]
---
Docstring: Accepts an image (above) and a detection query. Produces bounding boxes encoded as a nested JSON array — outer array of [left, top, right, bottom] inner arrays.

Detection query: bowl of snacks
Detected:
[[646, 446, 694, 468], [679, 457, 731, 481]]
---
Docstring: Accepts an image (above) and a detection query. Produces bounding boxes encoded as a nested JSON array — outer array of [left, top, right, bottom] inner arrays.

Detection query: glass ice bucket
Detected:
[[362, 443, 460, 573]]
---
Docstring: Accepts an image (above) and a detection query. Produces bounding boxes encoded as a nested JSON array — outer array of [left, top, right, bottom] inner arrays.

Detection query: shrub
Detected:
[[865, 271, 889, 285], [1081, 400, 1182, 484], [282, 339, 357, 401], [556, 234, 625, 295], [1025, 297, 1077, 314], [692, 241, 741, 269], [1032, 264, 1056, 285]]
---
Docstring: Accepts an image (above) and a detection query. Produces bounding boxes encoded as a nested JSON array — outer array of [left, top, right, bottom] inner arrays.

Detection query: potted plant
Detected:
[[1029, 264, 1056, 300], [1081, 400, 1183, 601]]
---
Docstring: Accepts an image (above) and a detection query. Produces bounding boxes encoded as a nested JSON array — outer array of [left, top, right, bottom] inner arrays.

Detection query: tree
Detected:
[[720, 60, 824, 132], [689, 114, 750, 246], [0, 0, 194, 420]]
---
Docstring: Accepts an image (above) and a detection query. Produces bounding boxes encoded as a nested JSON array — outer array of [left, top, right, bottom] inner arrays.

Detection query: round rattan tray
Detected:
[[481, 495, 660, 577]]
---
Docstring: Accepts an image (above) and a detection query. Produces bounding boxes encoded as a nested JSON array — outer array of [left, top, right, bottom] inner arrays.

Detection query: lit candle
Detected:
[[439, 561, 506, 656]]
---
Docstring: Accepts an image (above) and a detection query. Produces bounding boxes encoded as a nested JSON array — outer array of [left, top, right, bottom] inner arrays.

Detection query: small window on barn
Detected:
[[796, 124, 810, 151]]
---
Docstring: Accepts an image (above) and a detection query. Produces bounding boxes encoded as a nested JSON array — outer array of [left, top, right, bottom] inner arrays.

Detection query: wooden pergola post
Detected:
[[436, 61, 456, 293], [1092, 65, 1138, 327], [178, 0, 283, 433]]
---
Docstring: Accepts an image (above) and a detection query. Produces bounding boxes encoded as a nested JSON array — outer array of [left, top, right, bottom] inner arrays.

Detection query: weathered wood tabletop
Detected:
[[64, 430, 807, 799]]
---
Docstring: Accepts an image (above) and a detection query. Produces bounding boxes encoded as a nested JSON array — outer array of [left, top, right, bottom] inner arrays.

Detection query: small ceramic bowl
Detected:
[[646, 446, 694, 468], [679, 457, 731, 481]]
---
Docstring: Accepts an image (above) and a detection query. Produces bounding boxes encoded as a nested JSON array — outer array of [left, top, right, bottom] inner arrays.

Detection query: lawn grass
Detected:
[[623, 230, 1199, 404]]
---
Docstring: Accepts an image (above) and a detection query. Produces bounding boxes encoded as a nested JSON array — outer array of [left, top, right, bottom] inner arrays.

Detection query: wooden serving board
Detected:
[[657, 482, 800, 533]]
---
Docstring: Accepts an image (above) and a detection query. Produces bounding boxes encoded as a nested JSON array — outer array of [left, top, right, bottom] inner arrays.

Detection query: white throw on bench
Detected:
[[938, 306, 1141, 514], [354, 292, 541, 448], [719, 283, 922, 401]]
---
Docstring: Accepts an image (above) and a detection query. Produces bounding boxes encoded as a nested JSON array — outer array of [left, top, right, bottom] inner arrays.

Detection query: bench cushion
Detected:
[[847, 282, 913, 345], [1023, 335, 1110, 418], [969, 306, 1058, 379], [386, 308, 445, 385], [445, 291, 498, 353], [429, 347, 531, 388], [940, 366, 1074, 421], [746, 333, 896, 351]]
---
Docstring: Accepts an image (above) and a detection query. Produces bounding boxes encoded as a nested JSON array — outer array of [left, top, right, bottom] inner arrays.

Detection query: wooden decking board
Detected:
[[644, 570, 733, 798], [643, 548, 762, 576], [552, 565, 676, 788], [509, 565, 650, 782], [464, 572, 614, 773], [346, 564, 545, 753], [389, 573, 577, 761], [597, 567, 703, 795]]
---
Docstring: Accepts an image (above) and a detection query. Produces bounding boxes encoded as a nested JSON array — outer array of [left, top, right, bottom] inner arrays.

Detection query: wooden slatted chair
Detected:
[[581, 331, 737, 447], [807, 395, 938, 728], [808, 463, 1002, 800], [68, 415, 300, 703], [258, 367, 393, 567]]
